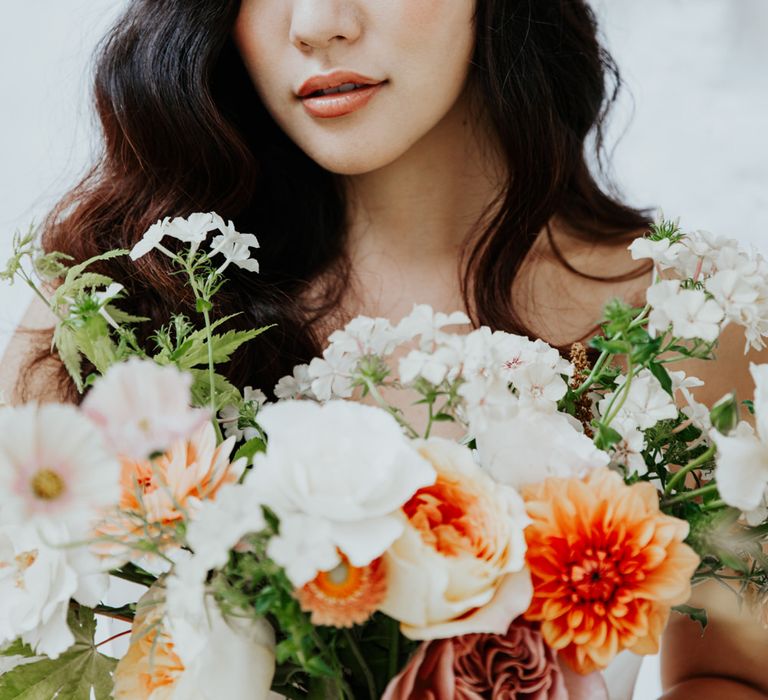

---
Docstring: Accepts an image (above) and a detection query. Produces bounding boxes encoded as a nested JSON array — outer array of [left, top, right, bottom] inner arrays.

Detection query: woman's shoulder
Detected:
[[0, 294, 65, 406], [538, 220, 768, 403], [517, 222, 652, 346]]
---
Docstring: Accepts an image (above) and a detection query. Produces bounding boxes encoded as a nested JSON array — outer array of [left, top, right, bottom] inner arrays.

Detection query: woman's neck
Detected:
[[341, 86, 506, 266]]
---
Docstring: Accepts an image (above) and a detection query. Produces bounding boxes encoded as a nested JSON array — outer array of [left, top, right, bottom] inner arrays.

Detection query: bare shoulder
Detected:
[[517, 222, 651, 345], [0, 293, 65, 405]]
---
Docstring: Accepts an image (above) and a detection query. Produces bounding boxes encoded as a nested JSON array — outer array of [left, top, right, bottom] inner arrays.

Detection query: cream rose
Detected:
[[380, 438, 532, 639], [114, 583, 275, 700]]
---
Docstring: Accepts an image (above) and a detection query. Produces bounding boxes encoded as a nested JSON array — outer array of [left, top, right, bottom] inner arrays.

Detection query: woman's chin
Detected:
[[298, 139, 408, 177]]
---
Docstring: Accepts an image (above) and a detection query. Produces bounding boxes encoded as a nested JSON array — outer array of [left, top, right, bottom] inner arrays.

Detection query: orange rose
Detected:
[[522, 468, 700, 674]]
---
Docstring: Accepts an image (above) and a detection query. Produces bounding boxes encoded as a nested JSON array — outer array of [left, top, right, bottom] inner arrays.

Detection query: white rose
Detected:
[[475, 409, 608, 489], [250, 401, 436, 586]]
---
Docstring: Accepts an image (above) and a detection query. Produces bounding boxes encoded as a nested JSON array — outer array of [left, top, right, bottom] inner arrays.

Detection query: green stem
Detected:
[[201, 306, 217, 417], [424, 399, 435, 439], [664, 445, 717, 495], [700, 499, 727, 512], [573, 302, 652, 398], [343, 630, 377, 700], [573, 348, 610, 397], [363, 377, 419, 439], [603, 359, 635, 427], [662, 483, 718, 507]]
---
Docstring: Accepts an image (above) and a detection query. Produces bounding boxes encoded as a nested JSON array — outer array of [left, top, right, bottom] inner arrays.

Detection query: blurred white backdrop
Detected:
[[0, 2, 767, 696]]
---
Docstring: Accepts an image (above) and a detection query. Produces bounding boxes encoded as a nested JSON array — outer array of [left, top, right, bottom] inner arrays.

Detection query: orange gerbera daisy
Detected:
[[296, 554, 387, 627], [522, 468, 699, 675]]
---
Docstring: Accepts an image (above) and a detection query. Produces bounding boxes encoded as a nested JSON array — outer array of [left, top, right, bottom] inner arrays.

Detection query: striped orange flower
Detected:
[[296, 554, 387, 627], [522, 468, 699, 674], [96, 422, 246, 567]]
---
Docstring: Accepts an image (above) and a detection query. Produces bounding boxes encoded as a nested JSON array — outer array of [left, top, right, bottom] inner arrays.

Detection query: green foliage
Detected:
[[190, 370, 241, 412], [0, 607, 116, 700], [672, 605, 708, 631], [234, 436, 267, 464], [710, 393, 739, 434]]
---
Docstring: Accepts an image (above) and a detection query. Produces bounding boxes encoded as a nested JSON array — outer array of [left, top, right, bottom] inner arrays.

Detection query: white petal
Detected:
[[712, 430, 768, 511]]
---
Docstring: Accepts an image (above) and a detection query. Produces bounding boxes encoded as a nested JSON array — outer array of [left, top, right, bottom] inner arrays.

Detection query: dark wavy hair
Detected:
[[22, 0, 650, 403]]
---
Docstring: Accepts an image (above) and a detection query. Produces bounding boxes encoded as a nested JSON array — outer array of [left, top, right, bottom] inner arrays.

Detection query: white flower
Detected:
[[220, 386, 267, 442], [609, 418, 648, 476], [328, 316, 401, 357], [711, 364, 768, 516], [705, 269, 768, 352], [249, 401, 436, 586], [266, 515, 341, 588], [166, 212, 224, 256], [129, 213, 224, 261], [670, 370, 710, 434], [183, 483, 267, 577], [399, 340, 463, 386], [0, 523, 109, 659], [92, 282, 125, 330], [307, 344, 356, 401], [475, 408, 609, 489], [510, 361, 569, 408], [116, 583, 276, 700], [598, 369, 678, 431], [0, 403, 120, 534], [380, 439, 532, 639], [129, 217, 172, 260], [209, 219, 260, 274], [396, 305, 471, 350], [628, 237, 683, 269], [647, 280, 724, 342], [82, 358, 209, 460], [274, 364, 315, 401]]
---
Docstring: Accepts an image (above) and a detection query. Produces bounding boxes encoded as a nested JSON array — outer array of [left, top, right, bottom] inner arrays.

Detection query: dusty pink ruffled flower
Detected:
[[383, 622, 608, 700]]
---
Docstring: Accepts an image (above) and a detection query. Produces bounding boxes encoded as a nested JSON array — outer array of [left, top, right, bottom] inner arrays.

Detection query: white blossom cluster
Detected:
[[273, 305, 608, 491], [129, 212, 260, 274], [630, 229, 768, 350]]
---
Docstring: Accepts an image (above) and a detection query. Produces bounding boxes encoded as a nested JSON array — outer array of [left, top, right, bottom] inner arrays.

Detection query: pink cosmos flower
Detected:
[[82, 358, 209, 460]]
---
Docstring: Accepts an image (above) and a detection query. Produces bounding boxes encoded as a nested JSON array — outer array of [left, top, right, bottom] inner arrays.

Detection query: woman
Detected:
[[2, 1, 768, 697]]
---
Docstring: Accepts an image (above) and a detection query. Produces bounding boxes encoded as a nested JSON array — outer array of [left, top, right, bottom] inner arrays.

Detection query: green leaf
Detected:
[[0, 641, 35, 659], [648, 361, 673, 396], [0, 608, 116, 700], [189, 370, 241, 411], [672, 604, 708, 631], [593, 423, 622, 450], [196, 298, 213, 313], [53, 325, 83, 392], [177, 326, 274, 370], [105, 307, 151, 325], [234, 437, 266, 463], [710, 393, 739, 434]]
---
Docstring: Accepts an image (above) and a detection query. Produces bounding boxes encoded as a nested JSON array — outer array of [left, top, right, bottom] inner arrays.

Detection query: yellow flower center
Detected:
[[30, 469, 65, 500]]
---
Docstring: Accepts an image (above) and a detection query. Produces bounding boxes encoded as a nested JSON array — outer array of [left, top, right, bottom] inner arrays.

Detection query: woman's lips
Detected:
[[299, 82, 386, 119]]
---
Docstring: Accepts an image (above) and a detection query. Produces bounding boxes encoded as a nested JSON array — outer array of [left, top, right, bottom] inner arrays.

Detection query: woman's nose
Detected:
[[289, 0, 362, 51]]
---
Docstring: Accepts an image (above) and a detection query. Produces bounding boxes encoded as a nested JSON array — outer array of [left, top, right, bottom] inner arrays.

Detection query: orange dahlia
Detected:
[[522, 468, 699, 674], [296, 554, 387, 627]]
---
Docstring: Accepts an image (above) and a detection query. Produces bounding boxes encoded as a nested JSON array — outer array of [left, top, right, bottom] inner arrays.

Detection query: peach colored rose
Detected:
[[383, 621, 608, 700], [380, 438, 532, 639]]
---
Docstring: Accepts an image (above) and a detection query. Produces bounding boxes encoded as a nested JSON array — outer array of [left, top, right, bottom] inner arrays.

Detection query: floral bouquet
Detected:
[[1, 214, 767, 699]]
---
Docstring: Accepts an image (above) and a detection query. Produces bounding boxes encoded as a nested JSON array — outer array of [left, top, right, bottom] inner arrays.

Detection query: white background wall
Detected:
[[0, 2, 766, 697]]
